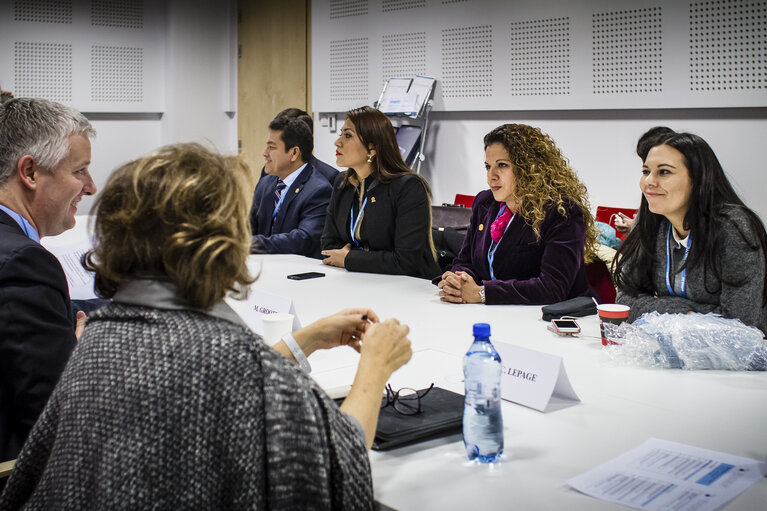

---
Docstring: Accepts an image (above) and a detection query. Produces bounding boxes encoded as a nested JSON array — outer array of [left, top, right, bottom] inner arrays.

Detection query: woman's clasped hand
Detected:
[[438, 270, 482, 304]]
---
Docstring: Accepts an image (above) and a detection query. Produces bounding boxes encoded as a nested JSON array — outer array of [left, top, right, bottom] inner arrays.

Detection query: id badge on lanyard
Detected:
[[349, 197, 368, 247], [665, 223, 691, 298], [486, 204, 515, 280]]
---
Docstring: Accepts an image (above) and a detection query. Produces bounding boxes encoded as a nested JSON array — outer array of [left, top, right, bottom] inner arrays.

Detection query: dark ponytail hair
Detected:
[[340, 106, 424, 186], [338, 105, 436, 259], [614, 131, 767, 304]]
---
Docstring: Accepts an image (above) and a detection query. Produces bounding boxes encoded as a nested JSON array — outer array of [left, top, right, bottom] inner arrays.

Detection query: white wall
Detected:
[[314, 112, 767, 223], [310, 0, 767, 222], [311, 0, 766, 113], [160, 0, 237, 152], [83, 0, 238, 214], [87, 115, 164, 211]]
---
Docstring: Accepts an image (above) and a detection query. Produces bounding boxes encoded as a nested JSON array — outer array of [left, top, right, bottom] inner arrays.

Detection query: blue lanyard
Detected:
[[486, 204, 515, 280], [665, 223, 691, 298], [349, 197, 368, 247]]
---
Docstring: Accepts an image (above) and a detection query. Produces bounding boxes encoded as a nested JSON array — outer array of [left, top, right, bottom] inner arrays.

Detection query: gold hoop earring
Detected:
[[366, 155, 373, 163]]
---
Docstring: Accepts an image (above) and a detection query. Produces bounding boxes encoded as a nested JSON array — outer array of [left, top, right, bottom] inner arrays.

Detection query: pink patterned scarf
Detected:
[[490, 205, 513, 243]]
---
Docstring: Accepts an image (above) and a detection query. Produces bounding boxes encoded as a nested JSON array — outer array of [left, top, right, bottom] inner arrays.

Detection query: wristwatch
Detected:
[[478, 286, 486, 304]]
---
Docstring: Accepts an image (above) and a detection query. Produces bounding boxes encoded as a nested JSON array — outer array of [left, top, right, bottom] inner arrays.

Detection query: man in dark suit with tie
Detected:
[[0, 98, 96, 462], [250, 115, 332, 258], [264, 108, 338, 185]]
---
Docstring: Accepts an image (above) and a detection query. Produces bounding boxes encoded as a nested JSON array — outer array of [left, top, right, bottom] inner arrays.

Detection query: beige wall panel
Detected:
[[238, 0, 308, 180]]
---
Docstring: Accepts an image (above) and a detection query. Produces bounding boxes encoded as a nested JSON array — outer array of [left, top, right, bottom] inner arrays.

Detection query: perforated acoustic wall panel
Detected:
[[383, 0, 427, 12], [14, 42, 73, 102], [592, 7, 663, 95], [311, 0, 767, 112], [441, 25, 493, 98], [0, 0, 165, 112], [91, 0, 143, 29], [91, 45, 143, 102], [330, 38, 369, 101], [14, 0, 72, 24], [382, 31, 427, 84], [510, 17, 570, 96], [689, 0, 766, 92], [330, 0, 368, 18]]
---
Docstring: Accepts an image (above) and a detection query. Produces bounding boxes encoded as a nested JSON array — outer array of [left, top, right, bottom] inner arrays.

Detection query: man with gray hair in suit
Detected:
[[0, 98, 96, 462]]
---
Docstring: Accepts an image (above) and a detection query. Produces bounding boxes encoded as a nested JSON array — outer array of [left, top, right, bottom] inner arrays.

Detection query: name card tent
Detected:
[[225, 287, 301, 338], [494, 342, 580, 413]]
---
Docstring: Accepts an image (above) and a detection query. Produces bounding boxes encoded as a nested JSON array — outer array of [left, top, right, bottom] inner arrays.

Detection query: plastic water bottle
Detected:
[[463, 323, 504, 462]]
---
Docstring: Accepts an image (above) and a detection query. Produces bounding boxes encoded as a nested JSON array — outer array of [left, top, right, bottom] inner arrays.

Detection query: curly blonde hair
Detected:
[[484, 124, 598, 262], [84, 143, 256, 310]]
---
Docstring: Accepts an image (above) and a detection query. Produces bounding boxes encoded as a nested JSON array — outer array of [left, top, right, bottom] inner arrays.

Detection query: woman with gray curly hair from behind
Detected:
[[0, 143, 412, 510]]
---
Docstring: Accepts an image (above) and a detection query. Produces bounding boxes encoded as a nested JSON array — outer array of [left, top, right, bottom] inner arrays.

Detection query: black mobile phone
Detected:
[[287, 271, 326, 280]]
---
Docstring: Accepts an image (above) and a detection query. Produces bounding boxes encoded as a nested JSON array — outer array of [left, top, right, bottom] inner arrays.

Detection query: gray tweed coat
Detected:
[[0, 287, 373, 510]]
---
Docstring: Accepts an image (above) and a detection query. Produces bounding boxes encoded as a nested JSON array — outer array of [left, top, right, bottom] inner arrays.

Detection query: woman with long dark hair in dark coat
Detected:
[[321, 106, 440, 279], [614, 129, 767, 335]]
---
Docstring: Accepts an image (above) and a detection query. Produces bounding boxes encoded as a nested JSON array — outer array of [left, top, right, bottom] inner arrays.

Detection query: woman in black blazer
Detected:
[[321, 106, 440, 279]]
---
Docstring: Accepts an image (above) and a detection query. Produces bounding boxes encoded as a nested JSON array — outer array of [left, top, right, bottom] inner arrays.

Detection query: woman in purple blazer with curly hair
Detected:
[[435, 124, 598, 305]]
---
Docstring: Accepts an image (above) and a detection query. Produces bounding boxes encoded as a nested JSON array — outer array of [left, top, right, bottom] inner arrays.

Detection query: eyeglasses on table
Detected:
[[380, 383, 435, 416]]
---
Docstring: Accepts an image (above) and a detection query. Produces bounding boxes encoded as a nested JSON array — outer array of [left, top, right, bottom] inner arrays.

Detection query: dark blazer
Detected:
[[438, 189, 593, 305], [310, 155, 340, 185], [0, 209, 76, 462], [250, 162, 332, 259], [322, 173, 441, 280], [258, 155, 339, 186]]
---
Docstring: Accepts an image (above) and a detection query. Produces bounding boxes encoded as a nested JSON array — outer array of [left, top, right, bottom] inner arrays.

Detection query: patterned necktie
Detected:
[[274, 180, 286, 210]]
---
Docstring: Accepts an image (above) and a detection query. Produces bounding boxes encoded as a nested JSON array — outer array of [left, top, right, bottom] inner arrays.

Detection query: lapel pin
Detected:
[[371, 197, 376, 203], [295, 188, 300, 193], [479, 223, 484, 231]]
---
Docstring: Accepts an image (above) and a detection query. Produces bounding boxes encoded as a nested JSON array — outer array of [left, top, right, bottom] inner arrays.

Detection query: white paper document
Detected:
[[408, 75, 436, 116], [378, 75, 435, 117], [378, 77, 415, 114], [44, 239, 97, 299], [567, 438, 765, 511]]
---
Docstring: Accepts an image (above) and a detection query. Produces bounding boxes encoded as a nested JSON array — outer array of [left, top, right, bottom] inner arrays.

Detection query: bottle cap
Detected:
[[473, 323, 491, 337]]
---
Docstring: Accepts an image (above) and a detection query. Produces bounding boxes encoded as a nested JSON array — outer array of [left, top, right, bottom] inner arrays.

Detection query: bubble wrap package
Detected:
[[602, 312, 767, 370]]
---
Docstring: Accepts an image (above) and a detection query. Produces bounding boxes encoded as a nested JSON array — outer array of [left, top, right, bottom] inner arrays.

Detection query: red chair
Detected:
[[586, 260, 616, 304], [595, 206, 638, 241], [454, 194, 475, 209]]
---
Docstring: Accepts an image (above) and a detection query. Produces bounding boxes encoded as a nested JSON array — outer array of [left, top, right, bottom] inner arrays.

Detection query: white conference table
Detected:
[[233, 254, 767, 511], [44, 218, 767, 510]]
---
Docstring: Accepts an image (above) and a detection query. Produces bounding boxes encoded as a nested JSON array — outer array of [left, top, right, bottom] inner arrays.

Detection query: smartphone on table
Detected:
[[548, 318, 581, 335], [287, 272, 325, 280]]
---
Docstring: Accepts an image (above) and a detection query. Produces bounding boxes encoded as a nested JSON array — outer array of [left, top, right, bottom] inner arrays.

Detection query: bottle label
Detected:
[[466, 386, 501, 406]]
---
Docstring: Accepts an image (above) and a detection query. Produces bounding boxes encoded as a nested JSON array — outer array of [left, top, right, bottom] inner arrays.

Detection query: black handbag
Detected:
[[431, 205, 472, 272], [541, 296, 597, 321], [432, 227, 466, 273]]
